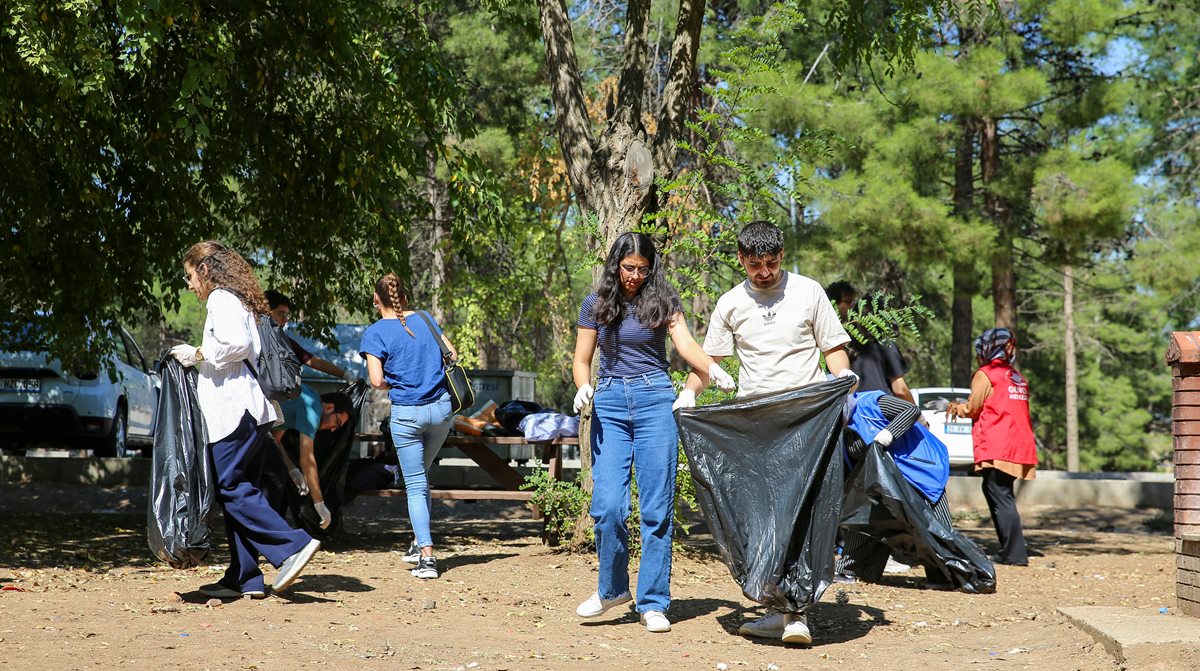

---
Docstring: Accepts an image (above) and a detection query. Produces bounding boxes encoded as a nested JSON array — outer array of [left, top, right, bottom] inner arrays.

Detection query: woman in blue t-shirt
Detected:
[[571, 232, 736, 634], [360, 273, 458, 580]]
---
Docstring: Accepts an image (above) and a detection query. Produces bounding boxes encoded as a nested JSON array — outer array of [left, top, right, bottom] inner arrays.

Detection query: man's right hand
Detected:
[[572, 384, 594, 414], [289, 468, 310, 496]]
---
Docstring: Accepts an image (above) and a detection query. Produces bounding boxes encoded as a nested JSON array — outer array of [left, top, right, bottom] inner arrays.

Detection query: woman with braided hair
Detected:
[[172, 240, 321, 598], [360, 273, 458, 579]]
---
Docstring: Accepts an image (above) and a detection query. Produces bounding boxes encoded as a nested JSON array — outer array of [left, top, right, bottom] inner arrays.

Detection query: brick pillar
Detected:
[[1167, 332, 1200, 617]]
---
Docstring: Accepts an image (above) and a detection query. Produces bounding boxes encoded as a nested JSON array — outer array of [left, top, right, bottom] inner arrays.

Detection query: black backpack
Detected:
[[251, 314, 303, 402]]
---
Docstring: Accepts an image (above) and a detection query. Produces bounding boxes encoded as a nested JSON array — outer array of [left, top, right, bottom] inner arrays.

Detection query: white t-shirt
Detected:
[[703, 272, 850, 398], [196, 289, 276, 442]]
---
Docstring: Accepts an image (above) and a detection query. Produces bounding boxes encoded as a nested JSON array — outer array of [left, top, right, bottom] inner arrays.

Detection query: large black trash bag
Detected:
[[841, 443, 996, 594], [147, 358, 215, 568], [262, 381, 370, 539], [676, 377, 854, 613]]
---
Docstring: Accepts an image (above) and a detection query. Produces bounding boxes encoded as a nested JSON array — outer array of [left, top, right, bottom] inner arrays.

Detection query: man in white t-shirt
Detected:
[[678, 220, 857, 645]]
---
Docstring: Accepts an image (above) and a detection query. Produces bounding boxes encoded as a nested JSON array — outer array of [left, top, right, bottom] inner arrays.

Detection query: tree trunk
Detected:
[[1064, 264, 1079, 472], [951, 116, 978, 387], [425, 147, 447, 324], [981, 117, 1016, 332]]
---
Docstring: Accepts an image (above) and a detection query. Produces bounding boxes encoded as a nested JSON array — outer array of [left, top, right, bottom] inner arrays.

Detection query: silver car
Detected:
[[0, 326, 157, 457]]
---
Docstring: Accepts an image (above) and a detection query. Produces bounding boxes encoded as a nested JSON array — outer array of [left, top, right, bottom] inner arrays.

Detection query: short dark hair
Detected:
[[264, 290, 291, 310], [825, 280, 858, 302], [737, 221, 785, 257], [321, 391, 354, 416]]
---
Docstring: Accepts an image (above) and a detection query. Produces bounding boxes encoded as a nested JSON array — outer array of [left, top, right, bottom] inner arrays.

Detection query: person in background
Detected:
[[267, 387, 355, 529], [947, 327, 1037, 566], [835, 390, 954, 587], [825, 281, 914, 403], [360, 273, 457, 580], [680, 221, 857, 645], [172, 241, 320, 598], [571, 231, 736, 635], [265, 290, 357, 383]]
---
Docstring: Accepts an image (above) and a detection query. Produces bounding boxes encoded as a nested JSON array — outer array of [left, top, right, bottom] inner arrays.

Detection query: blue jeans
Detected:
[[590, 372, 678, 614], [390, 393, 452, 549]]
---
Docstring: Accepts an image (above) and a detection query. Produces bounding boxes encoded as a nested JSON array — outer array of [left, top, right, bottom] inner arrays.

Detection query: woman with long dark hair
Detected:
[[571, 232, 735, 633], [172, 241, 321, 598], [947, 327, 1038, 566], [360, 273, 458, 580]]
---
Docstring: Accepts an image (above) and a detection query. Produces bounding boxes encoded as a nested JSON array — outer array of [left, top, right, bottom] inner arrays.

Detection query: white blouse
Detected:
[[196, 289, 276, 442]]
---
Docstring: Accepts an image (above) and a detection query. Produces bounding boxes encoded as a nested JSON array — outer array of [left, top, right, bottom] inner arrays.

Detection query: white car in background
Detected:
[[911, 387, 974, 469], [0, 326, 157, 458]]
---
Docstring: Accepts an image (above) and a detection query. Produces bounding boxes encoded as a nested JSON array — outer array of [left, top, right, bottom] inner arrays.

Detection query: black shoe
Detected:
[[989, 554, 1028, 566], [411, 555, 438, 579]]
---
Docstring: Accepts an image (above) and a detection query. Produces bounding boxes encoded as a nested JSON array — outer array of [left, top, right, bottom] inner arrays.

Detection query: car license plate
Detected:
[[944, 423, 971, 435], [0, 378, 41, 393]]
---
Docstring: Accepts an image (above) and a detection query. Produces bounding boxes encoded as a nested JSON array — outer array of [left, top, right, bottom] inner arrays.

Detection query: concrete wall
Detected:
[[0, 456, 1175, 511]]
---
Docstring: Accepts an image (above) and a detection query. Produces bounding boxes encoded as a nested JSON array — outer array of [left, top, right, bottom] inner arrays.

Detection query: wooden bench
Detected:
[[352, 433, 579, 544]]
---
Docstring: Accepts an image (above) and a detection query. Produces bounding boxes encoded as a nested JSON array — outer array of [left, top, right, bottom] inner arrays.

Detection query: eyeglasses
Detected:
[[620, 264, 651, 277]]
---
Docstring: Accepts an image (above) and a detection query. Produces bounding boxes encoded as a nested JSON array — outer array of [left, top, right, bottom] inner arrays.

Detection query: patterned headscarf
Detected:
[[974, 327, 1015, 364]]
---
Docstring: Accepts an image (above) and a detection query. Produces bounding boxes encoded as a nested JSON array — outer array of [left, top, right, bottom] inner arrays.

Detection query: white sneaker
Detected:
[[781, 613, 812, 645], [576, 591, 633, 618], [640, 610, 671, 633], [884, 557, 912, 574], [738, 611, 787, 638]]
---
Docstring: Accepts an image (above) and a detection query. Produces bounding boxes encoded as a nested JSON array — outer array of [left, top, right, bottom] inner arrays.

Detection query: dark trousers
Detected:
[[210, 412, 312, 592], [836, 491, 955, 582], [981, 467, 1028, 564]]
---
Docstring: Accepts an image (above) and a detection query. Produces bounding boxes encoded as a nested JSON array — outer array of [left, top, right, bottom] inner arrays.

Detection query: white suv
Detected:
[[911, 387, 974, 469], [0, 326, 157, 457]]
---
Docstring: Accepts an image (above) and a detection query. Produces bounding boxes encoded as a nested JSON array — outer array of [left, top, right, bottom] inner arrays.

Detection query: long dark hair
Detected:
[[591, 232, 681, 329]]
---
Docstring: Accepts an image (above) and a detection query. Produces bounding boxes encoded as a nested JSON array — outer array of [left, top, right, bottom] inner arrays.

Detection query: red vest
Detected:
[[972, 360, 1038, 465]]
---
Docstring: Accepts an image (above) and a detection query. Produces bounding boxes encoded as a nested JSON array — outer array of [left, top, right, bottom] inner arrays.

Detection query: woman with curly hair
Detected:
[[172, 241, 321, 599], [359, 273, 458, 580], [571, 232, 735, 634]]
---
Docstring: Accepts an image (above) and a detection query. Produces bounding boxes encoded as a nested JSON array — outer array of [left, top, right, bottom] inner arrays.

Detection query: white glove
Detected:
[[342, 370, 357, 384], [573, 384, 594, 414], [836, 368, 859, 393], [672, 388, 696, 411], [708, 363, 736, 393], [314, 501, 332, 529], [874, 428, 894, 448], [169, 344, 200, 368], [289, 468, 310, 496]]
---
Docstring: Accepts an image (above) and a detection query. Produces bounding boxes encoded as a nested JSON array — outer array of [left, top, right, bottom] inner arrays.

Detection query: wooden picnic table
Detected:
[[352, 432, 579, 544]]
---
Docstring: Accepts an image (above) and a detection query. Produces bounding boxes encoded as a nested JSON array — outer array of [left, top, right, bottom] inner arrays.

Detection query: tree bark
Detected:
[[536, 0, 595, 205], [981, 116, 1016, 332], [651, 0, 705, 178], [617, 0, 652, 122], [1064, 263, 1079, 472], [951, 116, 978, 387]]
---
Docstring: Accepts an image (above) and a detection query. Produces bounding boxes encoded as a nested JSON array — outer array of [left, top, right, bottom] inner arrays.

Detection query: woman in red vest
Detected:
[[946, 327, 1038, 566]]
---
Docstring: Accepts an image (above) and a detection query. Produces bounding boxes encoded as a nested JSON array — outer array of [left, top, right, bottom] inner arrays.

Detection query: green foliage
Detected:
[[840, 293, 936, 346], [1, 0, 469, 368], [521, 464, 593, 547]]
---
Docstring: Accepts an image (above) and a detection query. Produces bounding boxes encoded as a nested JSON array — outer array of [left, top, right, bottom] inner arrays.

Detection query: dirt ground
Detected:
[[0, 482, 1180, 671]]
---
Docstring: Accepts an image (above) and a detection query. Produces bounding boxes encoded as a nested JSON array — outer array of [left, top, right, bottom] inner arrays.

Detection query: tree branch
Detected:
[[537, 0, 595, 206], [617, 0, 652, 123], [652, 0, 705, 179]]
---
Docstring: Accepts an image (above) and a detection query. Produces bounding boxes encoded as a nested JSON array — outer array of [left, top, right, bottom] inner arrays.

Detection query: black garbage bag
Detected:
[[494, 400, 545, 434], [842, 443, 996, 594], [676, 377, 854, 613], [262, 381, 370, 539], [147, 358, 215, 569]]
